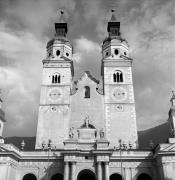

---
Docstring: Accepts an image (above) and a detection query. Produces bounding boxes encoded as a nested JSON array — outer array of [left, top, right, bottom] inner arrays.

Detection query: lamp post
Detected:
[[42, 139, 55, 180], [118, 139, 124, 180], [114, 140, 133, 180]]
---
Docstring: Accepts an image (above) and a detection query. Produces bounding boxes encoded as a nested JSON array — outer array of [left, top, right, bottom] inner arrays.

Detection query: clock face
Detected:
[[47, 88, 62, 102], [111, 87, 127, 102]]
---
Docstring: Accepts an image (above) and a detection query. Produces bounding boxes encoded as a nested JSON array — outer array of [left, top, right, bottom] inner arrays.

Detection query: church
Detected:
[[0, 11, 175, 180]]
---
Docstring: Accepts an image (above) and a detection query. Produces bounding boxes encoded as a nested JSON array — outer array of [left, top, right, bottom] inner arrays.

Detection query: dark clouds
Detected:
[[0, 0, 174, 136]]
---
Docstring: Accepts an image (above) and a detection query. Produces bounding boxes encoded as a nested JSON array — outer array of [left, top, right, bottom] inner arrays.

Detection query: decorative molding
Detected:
[[97, 155, 109, 162]]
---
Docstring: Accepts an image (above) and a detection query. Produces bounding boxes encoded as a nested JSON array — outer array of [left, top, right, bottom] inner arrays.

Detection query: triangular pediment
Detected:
[[75, 71, 99, 85]]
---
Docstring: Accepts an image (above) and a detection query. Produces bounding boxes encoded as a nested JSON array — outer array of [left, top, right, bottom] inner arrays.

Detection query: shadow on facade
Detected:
[[39, 152, 64, 180], [133, 152, 161, 180]]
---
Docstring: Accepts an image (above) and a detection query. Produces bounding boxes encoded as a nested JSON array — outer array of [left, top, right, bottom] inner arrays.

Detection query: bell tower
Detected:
[[35, 12, 74, 149], [102, 11, 138, 148]]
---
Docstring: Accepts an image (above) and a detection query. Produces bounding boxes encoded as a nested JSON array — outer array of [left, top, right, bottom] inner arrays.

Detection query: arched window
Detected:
[[52, 73, 61, 84], [84, 86, 90, 98], [113, 70, 123, 83], [22, 173, 37, 180], [137, 173, 152, 180]]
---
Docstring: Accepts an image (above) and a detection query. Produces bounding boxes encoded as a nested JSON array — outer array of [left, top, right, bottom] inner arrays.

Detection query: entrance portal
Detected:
[[78, 169, 96, 180], [137, 173, 152, 180], [51, 173, 63, 180], [22, 173, 37, 180], [110, 173, 122, 180]]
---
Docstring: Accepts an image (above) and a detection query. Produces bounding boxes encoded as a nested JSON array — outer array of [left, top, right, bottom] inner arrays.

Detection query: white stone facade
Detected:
[[0, 13, 175, 180]]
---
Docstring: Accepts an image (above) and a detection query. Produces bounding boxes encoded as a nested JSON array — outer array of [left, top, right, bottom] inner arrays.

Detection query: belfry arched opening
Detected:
[[77, 169, 96, 180]]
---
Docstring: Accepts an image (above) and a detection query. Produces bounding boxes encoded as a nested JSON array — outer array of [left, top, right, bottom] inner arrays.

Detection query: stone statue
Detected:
[[69, 127, 74, 139], [85, 115, 90, 128], [100, 128, 104, 139]]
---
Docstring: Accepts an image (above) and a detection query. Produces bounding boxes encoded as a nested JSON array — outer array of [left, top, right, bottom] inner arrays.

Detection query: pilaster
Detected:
[[124, 167, 131, 180], [97, 162, 102, 180], [104, 162, 109, 180], [64, 162, 69, 180], [71, 162, 76, 180]]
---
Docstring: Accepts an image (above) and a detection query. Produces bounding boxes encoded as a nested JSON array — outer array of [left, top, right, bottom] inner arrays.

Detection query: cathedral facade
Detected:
[[0, 12, 175, 180]]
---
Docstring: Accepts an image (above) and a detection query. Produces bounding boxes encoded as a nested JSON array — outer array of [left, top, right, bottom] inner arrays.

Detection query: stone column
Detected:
[[97, 162, 102, 180], [124, 168, 131, 180], [64, 162, 69, 180], [104, 162, 109, 180], [131, 168, 137, 180], [71, 162, 76, 180]]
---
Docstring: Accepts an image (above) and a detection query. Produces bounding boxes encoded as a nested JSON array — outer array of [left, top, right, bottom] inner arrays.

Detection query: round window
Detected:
[[114, 49, 119, 55], [66, 52, 69, 57], [124, 52, 127, 56], [105, 51, 109, 56], [56, 50, 60, 56]]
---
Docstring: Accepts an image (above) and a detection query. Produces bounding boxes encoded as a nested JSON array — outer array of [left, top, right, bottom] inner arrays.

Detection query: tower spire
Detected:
[[59, 10, 66, 23], [107, 9, 120, 37], [55, 10, 68, 37], [170, 91, 175, 106], [110, 9, 117, 21]]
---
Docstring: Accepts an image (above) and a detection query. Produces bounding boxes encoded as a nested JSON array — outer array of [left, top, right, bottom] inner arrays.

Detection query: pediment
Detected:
[[76, 71, 99, 85]]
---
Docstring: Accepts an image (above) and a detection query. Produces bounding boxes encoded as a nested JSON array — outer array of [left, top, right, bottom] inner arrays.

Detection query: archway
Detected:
[[22, 173, 37, 180], [137, 173, 152, 180], [51, 173, 63, 180], [77, 169, 96, 180], [110, 173, 123, 180]]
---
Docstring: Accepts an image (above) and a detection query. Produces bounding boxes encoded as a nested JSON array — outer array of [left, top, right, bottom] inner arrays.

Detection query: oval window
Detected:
[[114, 49, 119, 55], [124, 52, 127, 56], [66, 52, 69, 57], [56, 50, 60, 56], [106, 51, 109, 56]]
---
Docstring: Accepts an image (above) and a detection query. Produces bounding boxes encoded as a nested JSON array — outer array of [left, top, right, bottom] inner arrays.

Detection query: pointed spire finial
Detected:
[[58, 9, 66, 23], [107, 8, 120, 37], [110, 9, 117, 21], [170, 90, 175, 106], [55, 9, 68, 37]]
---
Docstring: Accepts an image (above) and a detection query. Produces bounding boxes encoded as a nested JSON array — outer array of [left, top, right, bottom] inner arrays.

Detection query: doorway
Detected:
[[77, 169, 96, 180]]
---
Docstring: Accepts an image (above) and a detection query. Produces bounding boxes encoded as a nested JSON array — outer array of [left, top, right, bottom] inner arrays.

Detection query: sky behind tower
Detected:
[[0, 0, 174, 137]]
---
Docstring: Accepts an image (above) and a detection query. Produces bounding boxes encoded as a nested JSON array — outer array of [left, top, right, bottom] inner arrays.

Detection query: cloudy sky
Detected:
[[0, 0, 174, 137]]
